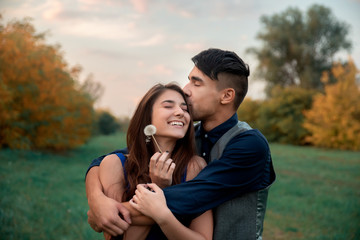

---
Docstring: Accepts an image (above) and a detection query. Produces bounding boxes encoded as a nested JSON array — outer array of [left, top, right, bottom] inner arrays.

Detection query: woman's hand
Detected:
[[149, 152, 175, 188], [129, 183, 171, 224]]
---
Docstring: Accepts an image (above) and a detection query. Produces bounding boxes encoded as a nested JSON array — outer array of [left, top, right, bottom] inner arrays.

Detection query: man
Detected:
[[86, 48, 276, 239]]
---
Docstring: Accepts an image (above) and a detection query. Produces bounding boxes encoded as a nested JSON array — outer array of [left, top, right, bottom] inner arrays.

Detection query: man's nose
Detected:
[[183, 83, 191, 97]]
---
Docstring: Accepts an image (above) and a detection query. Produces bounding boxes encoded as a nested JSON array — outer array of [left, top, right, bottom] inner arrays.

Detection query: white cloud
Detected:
[[59, 20, 137, 40], [152, 64, 173, 76], [2, 0, 359, 118], [241, 34, 249, 41], [1, 0, 55, 20], [42, 0, 63, 20], [130, 34, 165, 46], [137, 61, 145, 67], [177, 9, 193, 18], [78, 0, 124, 11], [174, 43, 205, 52], [166, 2, 194, 18], [78, 0, 101, 5], [130, 0, 148, 13]]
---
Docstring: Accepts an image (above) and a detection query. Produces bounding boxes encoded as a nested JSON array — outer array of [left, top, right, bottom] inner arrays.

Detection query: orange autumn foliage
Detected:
[[0, 17, 95, 150], [303, 58, 360, 150]]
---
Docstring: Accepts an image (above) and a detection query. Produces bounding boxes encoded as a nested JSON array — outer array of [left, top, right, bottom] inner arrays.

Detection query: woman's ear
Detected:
[[220, 88, 235, 105]]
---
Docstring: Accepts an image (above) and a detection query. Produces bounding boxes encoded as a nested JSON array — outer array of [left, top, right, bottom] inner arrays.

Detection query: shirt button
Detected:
[[203, 152, 206, 157], [204, 134, 208, 138]]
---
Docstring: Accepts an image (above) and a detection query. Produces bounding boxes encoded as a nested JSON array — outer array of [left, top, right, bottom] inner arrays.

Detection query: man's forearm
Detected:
[[86, 166, 154, 226], [86, 166, 104, 201], [122, 202, 155, 225]]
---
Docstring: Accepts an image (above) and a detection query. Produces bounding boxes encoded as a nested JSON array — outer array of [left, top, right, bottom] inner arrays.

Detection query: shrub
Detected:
[[303, 59, 360, 150], [0, 17, 94, 150], [256, 86, 315, 144]]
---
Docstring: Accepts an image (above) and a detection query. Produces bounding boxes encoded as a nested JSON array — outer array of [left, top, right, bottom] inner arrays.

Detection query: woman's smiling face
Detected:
[[151, 89, 190, 141]]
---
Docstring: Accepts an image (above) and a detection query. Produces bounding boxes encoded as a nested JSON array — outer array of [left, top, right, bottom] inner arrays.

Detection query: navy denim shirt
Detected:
[[163, 113, 275, 217], [197, 113, 239, 163]]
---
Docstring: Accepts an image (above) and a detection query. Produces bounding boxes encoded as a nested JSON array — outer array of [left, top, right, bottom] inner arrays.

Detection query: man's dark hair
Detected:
[[192, 48, 250, 110]]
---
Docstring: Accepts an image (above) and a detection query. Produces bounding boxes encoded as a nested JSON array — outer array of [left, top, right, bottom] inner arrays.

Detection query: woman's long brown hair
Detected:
[[122, 83, 196, 201]]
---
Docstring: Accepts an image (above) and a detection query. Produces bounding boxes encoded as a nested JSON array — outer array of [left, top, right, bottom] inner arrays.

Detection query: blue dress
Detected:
[[115, 153, 187, 240]]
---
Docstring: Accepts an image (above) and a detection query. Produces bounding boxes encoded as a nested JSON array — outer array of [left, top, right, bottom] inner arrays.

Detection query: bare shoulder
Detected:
[[186, 155, 207, 181], [100, 154, 125, 177], [101, 154, 123, 166], [190, 155, 207, 169], [99, 154, 126, 198]]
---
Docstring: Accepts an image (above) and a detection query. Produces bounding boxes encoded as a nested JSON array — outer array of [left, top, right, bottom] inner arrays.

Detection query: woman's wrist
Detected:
[[154, 207, 172, 225]]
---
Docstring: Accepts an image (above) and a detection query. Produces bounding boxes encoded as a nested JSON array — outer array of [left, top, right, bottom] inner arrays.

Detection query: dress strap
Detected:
[[115, 153, 127, 181], [181, 166, 187, 183]]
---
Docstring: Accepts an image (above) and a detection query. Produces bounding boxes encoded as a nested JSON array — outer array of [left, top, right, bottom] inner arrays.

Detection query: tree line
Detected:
[[0, 15, 124, 150], [238, 4, 360, 150]]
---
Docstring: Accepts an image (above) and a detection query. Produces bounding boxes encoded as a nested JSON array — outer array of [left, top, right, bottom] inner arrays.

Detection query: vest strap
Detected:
[[196, 121, 269, 240]]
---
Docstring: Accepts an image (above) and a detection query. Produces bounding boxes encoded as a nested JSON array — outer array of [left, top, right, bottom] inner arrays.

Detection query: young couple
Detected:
[[85, 48, 276, 240]]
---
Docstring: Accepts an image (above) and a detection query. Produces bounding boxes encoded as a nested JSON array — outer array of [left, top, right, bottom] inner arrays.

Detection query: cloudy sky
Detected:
[[1, 0, 359, 117]]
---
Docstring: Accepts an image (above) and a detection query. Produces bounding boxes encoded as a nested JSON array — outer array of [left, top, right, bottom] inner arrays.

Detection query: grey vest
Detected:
[[196, 121, 270, 240]]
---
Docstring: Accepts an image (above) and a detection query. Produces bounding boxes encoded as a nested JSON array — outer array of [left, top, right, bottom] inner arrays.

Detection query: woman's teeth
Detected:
[[170, 121, 184, 126]]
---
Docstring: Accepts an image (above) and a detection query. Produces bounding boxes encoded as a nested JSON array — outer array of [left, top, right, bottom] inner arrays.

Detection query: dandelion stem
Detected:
[[151, 135, 162, 153]]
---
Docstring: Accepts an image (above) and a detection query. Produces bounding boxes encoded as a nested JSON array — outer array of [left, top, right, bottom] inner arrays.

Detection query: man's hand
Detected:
[[149, 152, 175, 189], [88, 193, 131, 236]]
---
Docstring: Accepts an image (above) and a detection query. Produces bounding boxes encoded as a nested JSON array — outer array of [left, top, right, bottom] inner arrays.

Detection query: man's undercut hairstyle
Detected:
[[192, 48, 250, 110]]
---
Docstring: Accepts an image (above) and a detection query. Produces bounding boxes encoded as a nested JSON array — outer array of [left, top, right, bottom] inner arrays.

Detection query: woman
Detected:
[[99, 83, 213, 240]]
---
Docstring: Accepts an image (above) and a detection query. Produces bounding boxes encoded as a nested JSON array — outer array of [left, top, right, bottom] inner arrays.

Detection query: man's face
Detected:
[[183, 66, 221, 121]]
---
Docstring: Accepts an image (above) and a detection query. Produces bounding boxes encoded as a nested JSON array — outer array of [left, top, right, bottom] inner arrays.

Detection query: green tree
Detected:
[[247, 4, 352, 95], [237, 98, 261, 130], [96, 110, 120, 135], [256, 86, 315, 144], [0, 16, 96, 150], [118, 116, 130, 133], [303, 59, 360, 150]]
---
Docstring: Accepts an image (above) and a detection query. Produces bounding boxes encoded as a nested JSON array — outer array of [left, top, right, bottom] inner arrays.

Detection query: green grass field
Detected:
[[1, 133, 359, 239]]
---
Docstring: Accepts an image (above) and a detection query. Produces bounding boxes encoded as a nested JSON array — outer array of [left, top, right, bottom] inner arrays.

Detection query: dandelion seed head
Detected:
[[144, 124, 157, 136]]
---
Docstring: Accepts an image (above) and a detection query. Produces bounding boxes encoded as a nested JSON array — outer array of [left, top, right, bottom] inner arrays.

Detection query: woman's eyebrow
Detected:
[[161, 100, 187, 106], [161, 100, 175, 104]]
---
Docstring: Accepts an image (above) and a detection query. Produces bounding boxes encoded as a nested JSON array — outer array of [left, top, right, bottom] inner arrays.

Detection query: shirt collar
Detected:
[[196, 113, 238, 143]]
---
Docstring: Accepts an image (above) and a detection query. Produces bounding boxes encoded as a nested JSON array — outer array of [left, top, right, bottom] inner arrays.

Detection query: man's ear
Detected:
[[220, 88, 235, 105]]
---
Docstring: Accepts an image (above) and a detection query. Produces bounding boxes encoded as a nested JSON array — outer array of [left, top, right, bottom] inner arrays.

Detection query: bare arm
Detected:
[[130, 184, 213, 240], [122, 202, 154, 225], [158, 204, 213, 240], [86, 153, 164, 229], [130, 156, 213, 240], [86, 166, 131, 236], [98, 154, 157, 239], [86, 153, 212, 239]]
